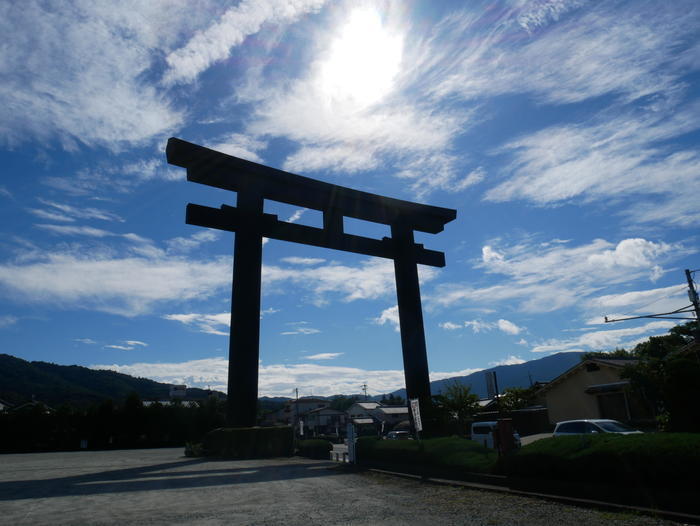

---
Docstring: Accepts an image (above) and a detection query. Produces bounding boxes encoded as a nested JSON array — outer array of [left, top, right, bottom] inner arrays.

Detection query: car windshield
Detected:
[[596, 421, 636, 432]]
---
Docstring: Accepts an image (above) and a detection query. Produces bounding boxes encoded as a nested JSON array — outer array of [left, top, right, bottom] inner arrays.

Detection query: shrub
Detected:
[[357, 435, 497, 475], [297, 439, 333, 459], [508, 433, 700, 490], [203, 426, 293, 459]]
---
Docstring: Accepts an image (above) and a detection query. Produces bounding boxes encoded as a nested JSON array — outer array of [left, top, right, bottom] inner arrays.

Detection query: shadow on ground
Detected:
[[0, 457, 343, 501]]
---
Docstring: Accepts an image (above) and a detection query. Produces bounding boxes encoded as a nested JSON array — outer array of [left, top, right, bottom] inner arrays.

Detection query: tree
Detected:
[[499, 386, 539, 411], [620, 321, 700, 432], [432, 381, 479, 435], [329, 395, 359, 412]]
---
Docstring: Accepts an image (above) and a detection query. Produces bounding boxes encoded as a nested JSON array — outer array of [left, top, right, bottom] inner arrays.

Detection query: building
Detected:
[[537, 358, 651, 425], [267, 397, 330, 426], [305, 407, 346, 436]]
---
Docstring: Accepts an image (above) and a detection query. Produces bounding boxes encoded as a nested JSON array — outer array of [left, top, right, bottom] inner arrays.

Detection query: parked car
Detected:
[[470, 421, 521, 449], [553, 419, 642, 436], [384, 430, 412, 440]]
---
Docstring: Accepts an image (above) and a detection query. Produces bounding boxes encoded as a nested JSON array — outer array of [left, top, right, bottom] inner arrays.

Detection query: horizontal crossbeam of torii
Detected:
[[167, 137, 457, 431]]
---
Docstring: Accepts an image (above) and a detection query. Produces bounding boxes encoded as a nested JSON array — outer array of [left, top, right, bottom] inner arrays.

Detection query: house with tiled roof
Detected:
[[536, 358, 652, 425]]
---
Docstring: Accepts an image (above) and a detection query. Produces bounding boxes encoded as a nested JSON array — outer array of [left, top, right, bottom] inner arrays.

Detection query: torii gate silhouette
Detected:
[[167, 138, 456, 430]]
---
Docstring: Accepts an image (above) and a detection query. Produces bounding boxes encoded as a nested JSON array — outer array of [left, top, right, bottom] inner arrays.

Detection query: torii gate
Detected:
[[166, 138, 456, 430]]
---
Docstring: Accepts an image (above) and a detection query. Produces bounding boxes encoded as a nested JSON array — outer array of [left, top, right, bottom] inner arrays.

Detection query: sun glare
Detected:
[[317, 8, 403, 108]]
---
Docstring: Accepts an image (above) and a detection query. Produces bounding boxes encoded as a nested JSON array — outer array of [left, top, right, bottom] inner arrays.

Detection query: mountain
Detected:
[[0, 354, 222, 408], [390, 352, 584, 399]]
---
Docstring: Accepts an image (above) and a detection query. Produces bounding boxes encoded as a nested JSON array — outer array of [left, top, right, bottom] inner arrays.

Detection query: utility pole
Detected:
[[361, 383, 368, 401], [294, 388, 299, 437]]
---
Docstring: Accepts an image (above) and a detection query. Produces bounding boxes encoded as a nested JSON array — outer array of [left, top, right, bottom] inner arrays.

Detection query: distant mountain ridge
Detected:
[[390, 352, 584, 399], [1, 351, 584, 409], [0, 354, 222, 407]]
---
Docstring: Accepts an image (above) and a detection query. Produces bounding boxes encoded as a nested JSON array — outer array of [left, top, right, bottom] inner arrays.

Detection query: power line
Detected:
[[604, 269, 699, 324]]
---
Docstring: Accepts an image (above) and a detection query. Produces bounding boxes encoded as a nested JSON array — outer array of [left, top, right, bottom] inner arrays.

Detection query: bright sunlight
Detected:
[[317, 7, 403, 109]]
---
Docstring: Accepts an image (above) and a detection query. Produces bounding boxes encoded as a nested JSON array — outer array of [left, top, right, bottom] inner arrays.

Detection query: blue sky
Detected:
[[1, 0, 698, 397]]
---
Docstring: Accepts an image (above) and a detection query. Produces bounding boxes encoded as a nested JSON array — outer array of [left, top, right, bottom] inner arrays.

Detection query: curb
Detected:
[[364, 467, 700, 525]]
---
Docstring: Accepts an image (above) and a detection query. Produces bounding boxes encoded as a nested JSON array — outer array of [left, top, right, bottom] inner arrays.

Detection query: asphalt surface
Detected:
[[0, 448, 683, 525]]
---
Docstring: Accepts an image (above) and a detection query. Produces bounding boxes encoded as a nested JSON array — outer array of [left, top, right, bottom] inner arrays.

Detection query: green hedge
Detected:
[[203, 426, 293, 459], [356, 436, 497, 475], [508, 433, 700, 489], [297, 439, 333, 459]]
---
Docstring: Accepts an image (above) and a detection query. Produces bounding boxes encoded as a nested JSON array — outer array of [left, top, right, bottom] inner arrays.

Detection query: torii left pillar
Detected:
[[227, 190, 264, 426]]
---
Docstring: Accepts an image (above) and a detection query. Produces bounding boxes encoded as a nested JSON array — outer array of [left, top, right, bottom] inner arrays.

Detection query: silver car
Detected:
[[553, 419, 642, 436]]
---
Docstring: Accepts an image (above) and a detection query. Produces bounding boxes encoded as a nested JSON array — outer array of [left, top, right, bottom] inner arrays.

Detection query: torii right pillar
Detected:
[[392, 220, 432, 429]]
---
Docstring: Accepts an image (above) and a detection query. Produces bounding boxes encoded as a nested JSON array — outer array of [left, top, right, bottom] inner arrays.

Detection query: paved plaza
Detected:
[[0, 448, 681, 525]]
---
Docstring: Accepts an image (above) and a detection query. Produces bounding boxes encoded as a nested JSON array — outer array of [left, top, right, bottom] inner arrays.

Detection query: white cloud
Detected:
[[36, 224, 115, 238], [125, 340, 148, 347], [426, 2, 697, 106], [0, 315, 18, 329], [485, 107, 700, 226], [0, 252, 231, 317], [280, 257, 326, 266], [166, 231, 221, 254], [0, 186, 12, 199], [0, 1, 183, 149], [281, 323, 321, 336], [489, 355, 526, 367], [33, 199, 124, 223], [206, 133, 267, 163], [530, 320, 677, 353], [497, 319, 522, 335], [163, 0, 327, 85], [91, 356, 483, 396], [74, 338, 97, 344], [586, 283, 690, 321], [434, 236, 688, 313], [441, 318, 524, 335], [374, 305, 400, 332], [105, 344, 135, 351], [305, 353, 343, 360], [263, 257, 437, 306], [164, 313, 231, 336]]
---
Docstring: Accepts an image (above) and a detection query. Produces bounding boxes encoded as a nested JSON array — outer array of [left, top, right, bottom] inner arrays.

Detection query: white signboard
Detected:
[[410, 398, 423, 432]]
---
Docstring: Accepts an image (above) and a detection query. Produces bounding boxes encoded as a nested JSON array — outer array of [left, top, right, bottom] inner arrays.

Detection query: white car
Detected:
[[553, 419, 642, 436]]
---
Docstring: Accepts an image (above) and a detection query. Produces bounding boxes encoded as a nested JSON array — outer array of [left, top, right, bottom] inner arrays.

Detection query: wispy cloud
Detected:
[[163, 313, 230, 336], [163, 0, 327, 85], [0, 251, 231, 317], [439, 318, 523, 335], [305, 352, 342, 360], [281, 322, 321, 336], [30, 199, 123, 223], [530, 320, 676, 353], [0, 315, 18, 329], [74, 338, 97, 344], [264, 258, 437, 306], [485, 106, 700, 226], [434, 236, 689, 314], [0, 1, 183, 149]]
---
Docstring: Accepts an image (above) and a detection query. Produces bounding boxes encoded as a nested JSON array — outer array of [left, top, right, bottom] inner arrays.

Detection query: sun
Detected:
[[317, 8, 403, 109]]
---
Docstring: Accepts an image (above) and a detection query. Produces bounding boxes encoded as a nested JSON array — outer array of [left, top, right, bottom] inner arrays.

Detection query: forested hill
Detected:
[[0, 354, 219, 407]]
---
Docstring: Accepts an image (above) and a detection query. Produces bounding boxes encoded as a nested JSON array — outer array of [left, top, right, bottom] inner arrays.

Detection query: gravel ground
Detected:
[[0, 448, 686, 526]]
